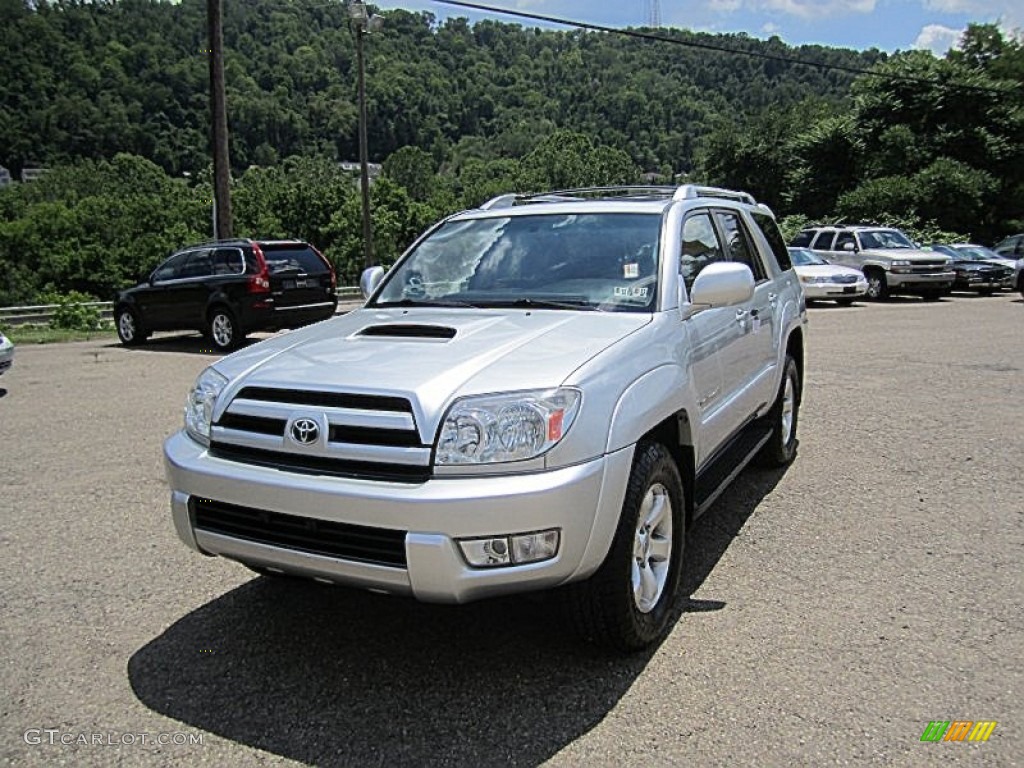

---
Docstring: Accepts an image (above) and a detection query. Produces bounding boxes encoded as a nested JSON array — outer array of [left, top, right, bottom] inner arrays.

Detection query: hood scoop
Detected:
[[357, 323, 457, 340]]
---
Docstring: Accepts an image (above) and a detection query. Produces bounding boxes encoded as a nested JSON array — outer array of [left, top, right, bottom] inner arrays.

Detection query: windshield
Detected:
[[858, 230, 915, 249], [788, 247, 828, 266], [373, 213, 662, 312], [956, 246, 1002, 261]]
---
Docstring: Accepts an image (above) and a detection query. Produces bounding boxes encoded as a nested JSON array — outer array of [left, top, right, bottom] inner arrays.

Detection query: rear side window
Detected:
[[261, 245, 329, 275], [751, 212, 792, 271], [834, 232, 856, 251], [213, 248, 244, 275], [181, 249, 213, 279]]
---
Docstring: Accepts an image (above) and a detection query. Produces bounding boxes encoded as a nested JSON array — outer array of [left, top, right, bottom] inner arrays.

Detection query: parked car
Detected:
[[163, 184, 807, 651], [1016, 258, 1024, 298], [115, 239, 338, 351], [930, 243, 1017, 272], [993, 234, 1023, 259], [790, 225, 954, 300], [0, 330, 13, 375], [787, 247, 867, 304], [932, 248, 1015, 295]]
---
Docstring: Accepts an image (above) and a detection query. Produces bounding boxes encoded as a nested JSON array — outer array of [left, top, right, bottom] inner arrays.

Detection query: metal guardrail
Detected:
[[0, 287, 364, 327]]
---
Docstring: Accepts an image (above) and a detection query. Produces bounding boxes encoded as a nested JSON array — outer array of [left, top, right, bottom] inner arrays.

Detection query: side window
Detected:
[[181, 249, 213, 279], [751, 211, 792, 271], [680, 212, 725, 291], [213, 248, 243, 275], [834, 232, 856, 252], [810, 231, 835, 251], [789, 230, 814, 248], [716, 209, 766, 282], [152, 252, 188, 282]]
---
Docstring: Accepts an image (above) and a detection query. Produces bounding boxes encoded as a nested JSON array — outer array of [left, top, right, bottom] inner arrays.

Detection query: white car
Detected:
[[788, 247, 868, 304], [0, 331, 13, 375]]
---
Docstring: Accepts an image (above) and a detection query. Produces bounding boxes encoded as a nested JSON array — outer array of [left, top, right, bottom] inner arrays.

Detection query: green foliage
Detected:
[[37, 290, 104, 331]]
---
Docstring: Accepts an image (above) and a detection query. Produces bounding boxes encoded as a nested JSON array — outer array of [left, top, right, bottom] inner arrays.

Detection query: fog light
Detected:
[[511, 530, 560, 564], [459, 529, 560, 568], [459, 537, 511, 567]]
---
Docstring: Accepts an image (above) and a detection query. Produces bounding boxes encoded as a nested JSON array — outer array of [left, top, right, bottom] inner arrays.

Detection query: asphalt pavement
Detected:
[[1, 292, 1021, 766]]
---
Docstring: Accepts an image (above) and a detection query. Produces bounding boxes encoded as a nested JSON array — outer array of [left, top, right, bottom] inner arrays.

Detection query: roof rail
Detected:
[[479, 184, 758, 209], [672, 185, 756, 205]]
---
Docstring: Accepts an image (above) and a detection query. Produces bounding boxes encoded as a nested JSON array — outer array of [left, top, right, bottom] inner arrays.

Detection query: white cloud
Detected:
[[921, 0, 1023, 33], [759, 0, 877, 19], [913, 23, 963, 53], [709, 0, 743, 12], [762, 21, 783, 34]]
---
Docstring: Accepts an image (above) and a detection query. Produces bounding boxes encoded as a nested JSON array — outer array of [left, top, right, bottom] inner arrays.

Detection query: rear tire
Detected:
[[207, 307, 242, 351], [864, 269, 888, 301], [756, 355, 800, 468], [565, 441, 685, 652]]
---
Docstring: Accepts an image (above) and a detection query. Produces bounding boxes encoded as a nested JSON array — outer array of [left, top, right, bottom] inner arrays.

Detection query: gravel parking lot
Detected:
[[1, 293, 1022, 766]]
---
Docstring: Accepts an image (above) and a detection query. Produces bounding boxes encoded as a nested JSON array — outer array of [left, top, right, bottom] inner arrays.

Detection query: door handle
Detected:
[[735, 308, 748, 324], [768, 292, 778, 306]]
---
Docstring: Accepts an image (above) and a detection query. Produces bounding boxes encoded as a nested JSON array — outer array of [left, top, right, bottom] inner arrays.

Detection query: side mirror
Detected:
[[360, 266, 385, 299], [842, 242, 857, 252], [689, 262, 754, 310]]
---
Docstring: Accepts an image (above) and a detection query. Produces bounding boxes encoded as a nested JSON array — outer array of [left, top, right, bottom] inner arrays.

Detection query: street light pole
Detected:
[[350, 1, 380, 269]]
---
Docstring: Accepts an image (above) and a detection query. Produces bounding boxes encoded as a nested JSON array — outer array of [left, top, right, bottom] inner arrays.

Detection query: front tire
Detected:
[[116, 307, 148, 346], [207, 307, 242, 351], [566, 441, 685, 652], [756, 355, 800, 467], [865, 269, 888, 301]]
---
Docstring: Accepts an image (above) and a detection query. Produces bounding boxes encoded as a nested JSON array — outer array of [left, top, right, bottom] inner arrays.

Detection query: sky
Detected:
[[371, 0, 1022, 55]]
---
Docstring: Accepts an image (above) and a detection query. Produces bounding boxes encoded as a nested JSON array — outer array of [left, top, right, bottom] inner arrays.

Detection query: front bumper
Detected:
[[163, 430, 632, 603], [886, 271, 955, 291], [801, 280, 867, 299]]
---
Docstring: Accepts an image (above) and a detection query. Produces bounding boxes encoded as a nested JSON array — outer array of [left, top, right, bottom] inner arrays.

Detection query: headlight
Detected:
[[436, 388, 581, 465], [184, 367, 229, 445], [890, 260, 911, 267]]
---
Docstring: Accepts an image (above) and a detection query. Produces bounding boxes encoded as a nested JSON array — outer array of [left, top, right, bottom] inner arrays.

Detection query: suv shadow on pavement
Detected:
[[104, 334, 262, 356], [127, 464, 787, 766]]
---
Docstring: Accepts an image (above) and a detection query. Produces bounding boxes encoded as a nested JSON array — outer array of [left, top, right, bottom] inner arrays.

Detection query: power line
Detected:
[[426, 0, 1018, 96]]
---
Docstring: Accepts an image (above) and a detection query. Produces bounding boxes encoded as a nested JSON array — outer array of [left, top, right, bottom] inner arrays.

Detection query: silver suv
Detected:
[[791, 225, 954, 300], [164, 185, 807, 650]]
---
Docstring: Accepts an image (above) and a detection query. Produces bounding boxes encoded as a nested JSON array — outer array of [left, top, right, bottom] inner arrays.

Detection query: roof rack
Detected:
[[479, 184, 757, 210]]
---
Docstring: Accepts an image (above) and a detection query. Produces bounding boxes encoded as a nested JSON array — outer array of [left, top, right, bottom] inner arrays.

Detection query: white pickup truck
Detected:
[[164, 185, 807, 650]]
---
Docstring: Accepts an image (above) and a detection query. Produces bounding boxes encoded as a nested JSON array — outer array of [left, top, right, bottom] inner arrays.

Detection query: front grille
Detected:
[[208, 443, 431, 483], [192, 497, 408, 567], [910, 266, 948, 274], [832, 274, 859, 284], [212, 386, 430, 481]]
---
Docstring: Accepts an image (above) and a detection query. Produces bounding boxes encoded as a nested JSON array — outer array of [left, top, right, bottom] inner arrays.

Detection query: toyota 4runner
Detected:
[[164, 185, 807, 650], [790, 225, 954, 300]]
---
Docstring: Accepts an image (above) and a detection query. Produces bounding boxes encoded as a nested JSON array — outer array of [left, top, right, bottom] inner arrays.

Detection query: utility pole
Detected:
[[355, 22, 374, 267], [350, 1, 381, 268], [208, 0, 233, 239]]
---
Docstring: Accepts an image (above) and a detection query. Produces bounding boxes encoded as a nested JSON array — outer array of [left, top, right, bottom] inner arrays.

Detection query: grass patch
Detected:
[[1, 324, 117, 345]]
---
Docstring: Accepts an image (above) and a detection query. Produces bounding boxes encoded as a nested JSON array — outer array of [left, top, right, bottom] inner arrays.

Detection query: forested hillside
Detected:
[[1, 0, 1022, 306], [1, 0, 881, 176]]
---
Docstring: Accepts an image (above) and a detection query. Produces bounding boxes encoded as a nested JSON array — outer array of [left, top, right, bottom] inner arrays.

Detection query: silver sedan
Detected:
[[0, 331, 13, 375]]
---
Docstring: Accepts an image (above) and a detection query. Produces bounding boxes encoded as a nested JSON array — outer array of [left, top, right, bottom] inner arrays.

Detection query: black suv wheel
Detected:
[[115, 306, 148, 346]]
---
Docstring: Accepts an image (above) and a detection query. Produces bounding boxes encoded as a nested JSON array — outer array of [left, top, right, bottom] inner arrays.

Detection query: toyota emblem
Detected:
[[290, 418, 320, 445]]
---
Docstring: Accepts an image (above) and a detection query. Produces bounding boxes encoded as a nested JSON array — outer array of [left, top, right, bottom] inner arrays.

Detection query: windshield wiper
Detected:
[[373, 297, 480, 309], [481, 297, 600, 311]]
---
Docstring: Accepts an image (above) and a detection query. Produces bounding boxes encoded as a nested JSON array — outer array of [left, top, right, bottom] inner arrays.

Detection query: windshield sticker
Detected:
[[614, 286, 648, 299], [623, 263, 639, 279]]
